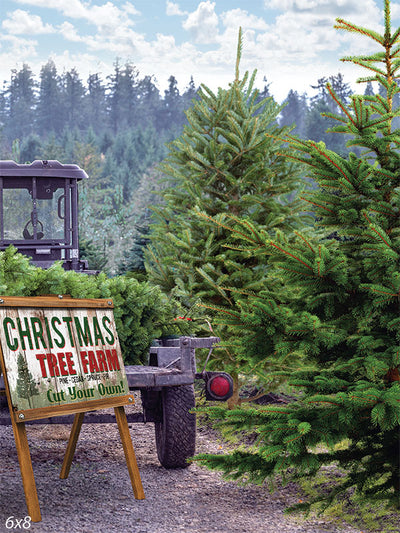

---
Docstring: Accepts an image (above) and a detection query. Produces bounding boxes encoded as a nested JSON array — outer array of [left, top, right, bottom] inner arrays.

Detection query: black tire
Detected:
[[155, 384, 196, 468]]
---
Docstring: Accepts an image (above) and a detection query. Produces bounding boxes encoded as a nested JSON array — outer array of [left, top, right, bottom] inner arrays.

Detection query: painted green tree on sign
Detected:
[[16, 352, 39, 407]]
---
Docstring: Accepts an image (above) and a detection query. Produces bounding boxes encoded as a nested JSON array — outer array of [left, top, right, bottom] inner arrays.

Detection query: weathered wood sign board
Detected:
[[0, 296, 144, 523], [0, 297, 129, 419]]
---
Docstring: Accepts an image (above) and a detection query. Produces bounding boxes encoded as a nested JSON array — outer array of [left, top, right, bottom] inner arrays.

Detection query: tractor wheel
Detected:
[[155, 384, 196, 469]]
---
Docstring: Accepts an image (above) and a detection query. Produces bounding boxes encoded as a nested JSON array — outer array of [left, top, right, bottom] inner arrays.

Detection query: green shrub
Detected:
[[0, 246, 191, 364]]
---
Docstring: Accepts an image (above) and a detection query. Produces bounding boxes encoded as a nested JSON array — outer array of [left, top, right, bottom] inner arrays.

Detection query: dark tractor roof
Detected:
[[0, 160, 88, 180]]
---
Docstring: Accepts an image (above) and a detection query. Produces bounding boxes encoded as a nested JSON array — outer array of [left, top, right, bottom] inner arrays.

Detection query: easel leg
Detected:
[[60, 412, 85, 479], [11, 420, 42, 523], [114, 406, 145, 500]]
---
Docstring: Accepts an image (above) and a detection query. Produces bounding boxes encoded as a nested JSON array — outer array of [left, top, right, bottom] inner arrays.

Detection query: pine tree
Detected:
[[86, 73, 107, 134], [20, 134, 42, 163], [280, 89, 307, 138], [117, 167, 166, 279], [306, 73, 352, 155], [118, 221, 150, 279], [364, 81, 375, 96], [182, 76, 198, 110], [160, 75, 184, 132], [195, 0, 400, 510], [5, 64, 37, 141], [61, 68, 86, 132], [107, 61, 140, 132], [37, 60, 64, 137], [16, 352, 39, 408], [136, 75, 162, 130], [145, 30, 307, 404]]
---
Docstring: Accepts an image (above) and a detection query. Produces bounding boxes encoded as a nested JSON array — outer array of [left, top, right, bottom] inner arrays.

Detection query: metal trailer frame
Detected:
[[0, 336, 229, 425], [0, 336, 231, 469]]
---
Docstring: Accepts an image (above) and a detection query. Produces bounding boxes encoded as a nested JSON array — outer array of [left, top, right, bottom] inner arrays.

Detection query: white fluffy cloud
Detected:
[[182, 1, 219, 44], [14, 0, 92, 20], [2, 9, 56, 35], [265, 0, 381, 29], [256, 0, 382, 72], [221, 9, 268, 31], [213, 0, 383, 99], [59, 21, 84, 43], [266, 0, 363, 12], [122, 3, 140, 17], [0, 34, 39, 65], [13, 0, 139, 32], [166, 1, 187, 17]]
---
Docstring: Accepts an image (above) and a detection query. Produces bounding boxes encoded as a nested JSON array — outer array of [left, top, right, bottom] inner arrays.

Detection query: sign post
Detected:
[[0, 295, 145, 522]]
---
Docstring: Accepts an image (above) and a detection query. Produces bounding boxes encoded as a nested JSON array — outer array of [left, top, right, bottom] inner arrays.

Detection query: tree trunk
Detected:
[[227, 373, 240, 409]]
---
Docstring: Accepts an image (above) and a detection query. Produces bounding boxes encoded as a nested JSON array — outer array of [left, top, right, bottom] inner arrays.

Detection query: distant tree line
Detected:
[[0, 60, 387, 273], [0, 60, 198, 145], [0, 61, 386, 162]]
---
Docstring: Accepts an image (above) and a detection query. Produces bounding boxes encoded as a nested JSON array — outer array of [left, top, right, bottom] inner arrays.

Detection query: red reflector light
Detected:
[[210, 376, 230, 397]]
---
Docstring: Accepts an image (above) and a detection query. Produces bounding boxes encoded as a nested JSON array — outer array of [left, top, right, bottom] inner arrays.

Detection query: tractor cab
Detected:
[[0, 160, 89, 272]]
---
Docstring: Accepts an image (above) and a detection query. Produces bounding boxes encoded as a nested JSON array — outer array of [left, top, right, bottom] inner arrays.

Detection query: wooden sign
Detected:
[[0, 296, 130, 420], [0, 296, 144, 523]]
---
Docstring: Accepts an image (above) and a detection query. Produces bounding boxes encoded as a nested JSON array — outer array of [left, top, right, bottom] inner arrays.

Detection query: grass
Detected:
[[295, 465, 400, 533]]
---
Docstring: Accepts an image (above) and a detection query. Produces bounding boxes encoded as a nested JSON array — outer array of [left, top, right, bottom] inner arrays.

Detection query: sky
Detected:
[[1, 0, 400, 103]]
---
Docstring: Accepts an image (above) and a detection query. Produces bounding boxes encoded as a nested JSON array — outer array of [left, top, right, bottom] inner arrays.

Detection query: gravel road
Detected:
[[0, 399, 364, 533]]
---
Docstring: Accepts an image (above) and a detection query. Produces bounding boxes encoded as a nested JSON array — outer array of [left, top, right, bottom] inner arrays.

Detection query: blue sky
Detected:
[[1, 0, 399, 102]]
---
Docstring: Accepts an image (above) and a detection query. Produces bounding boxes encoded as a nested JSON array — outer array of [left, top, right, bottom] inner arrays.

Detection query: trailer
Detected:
[[0, 333, 232, 468]]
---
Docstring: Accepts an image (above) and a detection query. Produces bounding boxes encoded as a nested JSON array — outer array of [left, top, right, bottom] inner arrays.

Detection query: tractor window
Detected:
[[3, 189, 31, 240], [2, 186, 66, 241], [36, 188, 65, 240]]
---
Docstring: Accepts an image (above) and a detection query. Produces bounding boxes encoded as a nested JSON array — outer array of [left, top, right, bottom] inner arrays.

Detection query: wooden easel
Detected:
[[59, 407, 144, 500], [0, 297, 145, 523], [1, 365, 42, 521]]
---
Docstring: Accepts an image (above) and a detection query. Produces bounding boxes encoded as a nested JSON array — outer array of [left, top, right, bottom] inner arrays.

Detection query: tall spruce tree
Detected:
[[62, 68, 86, 132], [306, 73, 353, 156], [195, 0, 400, 510], [5, 64, 37, 141], [145, 30, 307, 404], [86, 73, 107, 134], [37, 60, 64, 137], [280, 89, 307, 138]]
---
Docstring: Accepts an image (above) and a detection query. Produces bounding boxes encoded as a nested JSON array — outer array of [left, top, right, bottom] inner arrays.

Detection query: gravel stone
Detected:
[[0, 397, 362, 533]]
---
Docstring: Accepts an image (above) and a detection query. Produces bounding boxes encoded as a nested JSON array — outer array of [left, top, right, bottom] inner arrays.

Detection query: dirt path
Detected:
[[0, 405, 362, 533]]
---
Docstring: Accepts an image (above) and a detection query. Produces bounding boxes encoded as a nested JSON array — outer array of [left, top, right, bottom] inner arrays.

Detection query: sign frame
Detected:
[[0, 295, 145, 523]]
